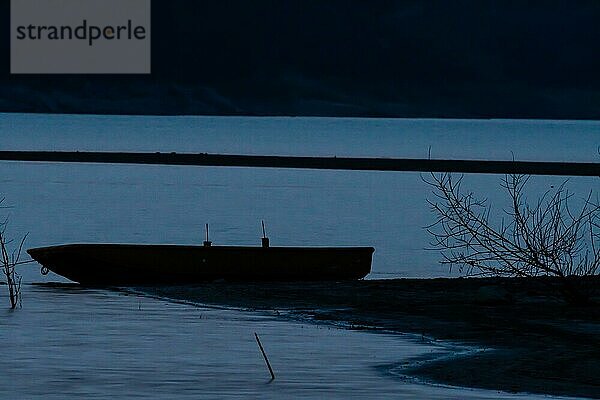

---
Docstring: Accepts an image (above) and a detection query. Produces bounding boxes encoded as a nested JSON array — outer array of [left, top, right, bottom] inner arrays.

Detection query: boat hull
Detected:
[[27, 244, 374, 285]]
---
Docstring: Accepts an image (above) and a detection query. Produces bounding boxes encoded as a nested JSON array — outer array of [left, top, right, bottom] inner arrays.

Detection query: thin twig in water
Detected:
[[254, 332, 275, 380]]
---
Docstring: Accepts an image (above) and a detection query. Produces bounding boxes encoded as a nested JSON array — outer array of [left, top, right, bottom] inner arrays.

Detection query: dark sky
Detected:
[[2, 1, 600, 118]]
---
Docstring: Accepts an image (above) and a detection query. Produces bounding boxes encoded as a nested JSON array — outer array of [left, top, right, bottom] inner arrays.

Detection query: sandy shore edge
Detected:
[[124, 277, 600, 398]]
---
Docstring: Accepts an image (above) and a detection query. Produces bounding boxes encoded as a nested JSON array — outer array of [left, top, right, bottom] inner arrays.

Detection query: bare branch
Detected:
[[425, 173, 599, 304], [0, 205, 28, 309]]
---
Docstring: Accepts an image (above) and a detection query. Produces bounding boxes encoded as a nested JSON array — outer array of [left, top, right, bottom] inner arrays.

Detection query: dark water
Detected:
[[0, 114, 597, 398]]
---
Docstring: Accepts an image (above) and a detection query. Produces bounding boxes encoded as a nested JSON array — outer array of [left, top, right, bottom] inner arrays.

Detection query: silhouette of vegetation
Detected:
[[425, 173, 600, 304], [0, 198, 27, 309]]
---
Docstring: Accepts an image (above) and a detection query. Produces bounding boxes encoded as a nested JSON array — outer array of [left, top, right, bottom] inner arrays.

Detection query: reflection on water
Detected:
[[0, 285, 576, 399]]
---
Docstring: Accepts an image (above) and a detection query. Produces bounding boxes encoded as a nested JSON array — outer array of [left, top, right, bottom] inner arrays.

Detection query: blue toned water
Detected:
[[2, 114, 599, 162], [0, 113, 598, 398], [1, 114, 598, 280], [0, 286, 582, 399]]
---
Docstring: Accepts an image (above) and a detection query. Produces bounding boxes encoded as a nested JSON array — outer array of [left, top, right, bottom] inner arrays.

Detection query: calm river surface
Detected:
[[0, 113, 597, 398]]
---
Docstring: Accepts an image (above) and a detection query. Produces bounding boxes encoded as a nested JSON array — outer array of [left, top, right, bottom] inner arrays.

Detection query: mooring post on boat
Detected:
[[203, 223, 212, 247], [254, 332, 275, 380], [261, 220, 270, 248]]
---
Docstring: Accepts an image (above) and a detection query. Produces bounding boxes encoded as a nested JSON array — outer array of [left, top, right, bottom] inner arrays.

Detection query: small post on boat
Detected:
[[203, 223, 212, 247], [261, 220, 269, 248]]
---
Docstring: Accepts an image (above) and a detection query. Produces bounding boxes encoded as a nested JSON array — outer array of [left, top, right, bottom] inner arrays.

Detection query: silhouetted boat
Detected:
[[27, 239, 374, 285]]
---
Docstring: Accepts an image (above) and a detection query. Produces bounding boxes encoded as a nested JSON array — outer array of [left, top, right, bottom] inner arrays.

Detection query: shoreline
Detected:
[[133, 277, 600, 398]]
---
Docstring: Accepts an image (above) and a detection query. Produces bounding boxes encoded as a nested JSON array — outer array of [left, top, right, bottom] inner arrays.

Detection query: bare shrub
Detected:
[[424, 173, 600, 304], [0, 198, 27, 309]]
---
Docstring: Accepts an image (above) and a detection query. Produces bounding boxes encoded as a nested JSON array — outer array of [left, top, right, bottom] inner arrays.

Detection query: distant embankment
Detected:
[[0, 151, 598, 177]]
